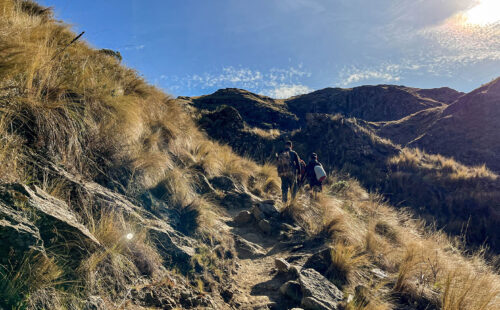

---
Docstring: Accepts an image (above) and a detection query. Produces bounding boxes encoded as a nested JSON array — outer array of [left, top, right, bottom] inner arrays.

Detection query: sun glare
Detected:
[[464, 0, 500, 25]]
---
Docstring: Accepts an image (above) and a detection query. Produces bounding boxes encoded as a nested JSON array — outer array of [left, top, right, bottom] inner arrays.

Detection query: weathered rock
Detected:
[[303, 248, 332, 274], [301, 297, 332, 310], [288, 265, 302, 278], [280, 281, 302, 303], [234, 210, 253, 226], [0, 183, 101, 253], [0, 202, 44, 265], [258, 219, 273, 234], [45, 163, 145, 220], [146, 220, 196, 272], [34, 164, 200, 271], [275, 258, 290, 273], [257, 202, 280, 218], [234, 235, 266, 259], [299, 268, 343, 310], [370, 268, 388, 279], [250, 202, 279, 223]]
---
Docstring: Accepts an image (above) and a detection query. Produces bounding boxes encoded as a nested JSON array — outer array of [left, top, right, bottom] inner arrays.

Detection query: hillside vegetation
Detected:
[[1, 1, 499, 310]]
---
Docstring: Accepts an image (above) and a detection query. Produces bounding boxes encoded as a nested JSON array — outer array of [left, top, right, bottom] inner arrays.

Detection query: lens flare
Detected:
[[126, 233, 134, 240], [464, 0, 500, 26]]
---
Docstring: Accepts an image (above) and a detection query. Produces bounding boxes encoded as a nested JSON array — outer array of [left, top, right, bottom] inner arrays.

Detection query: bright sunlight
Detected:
[[464, 0, 500, 25]]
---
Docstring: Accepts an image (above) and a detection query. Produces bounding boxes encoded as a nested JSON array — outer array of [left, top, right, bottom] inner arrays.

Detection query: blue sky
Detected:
[[40, 0, 500, 98]]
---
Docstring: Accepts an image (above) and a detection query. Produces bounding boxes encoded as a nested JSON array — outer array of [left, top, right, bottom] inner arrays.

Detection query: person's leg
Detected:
[[291, 177, 298, 199], [281, 177, 289, 202]]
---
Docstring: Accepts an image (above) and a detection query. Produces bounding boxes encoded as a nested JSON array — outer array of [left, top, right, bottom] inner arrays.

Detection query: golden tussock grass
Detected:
[[286, 171, 500, 309], [0, 251, 64, 308], [388, 148, 497, 181]]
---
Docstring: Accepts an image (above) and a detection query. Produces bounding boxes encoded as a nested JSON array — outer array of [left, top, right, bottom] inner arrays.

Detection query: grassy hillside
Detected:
[[0, 1, 279, 308], [1, 1, 499, 309], [410, 77, 500, 172]]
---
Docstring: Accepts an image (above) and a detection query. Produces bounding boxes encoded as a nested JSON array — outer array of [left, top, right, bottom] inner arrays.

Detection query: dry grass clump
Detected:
[[0, 251, 64, 308], [388, 148, 497, 181], [0, 115, 25, 183], [80, 211, 162, 300], [329, 242, 369, 285], [247, 127, 281, 139]]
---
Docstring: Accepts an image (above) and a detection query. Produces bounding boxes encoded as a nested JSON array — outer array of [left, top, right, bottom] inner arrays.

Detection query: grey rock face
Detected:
[[298, 268, 343, 310], [146, 220, 196, 272], [0, 202, 44, 265], [280, 280, 302, 303], [258, 219, 272, 234], [233, 235, 266, 259], [234, 210, 253, 226], [0, 183, 101, 253], [274, 257, 290, 273]]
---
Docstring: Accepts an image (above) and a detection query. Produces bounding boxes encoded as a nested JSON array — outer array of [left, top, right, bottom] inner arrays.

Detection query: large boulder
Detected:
[[298, 268, 343, 310]]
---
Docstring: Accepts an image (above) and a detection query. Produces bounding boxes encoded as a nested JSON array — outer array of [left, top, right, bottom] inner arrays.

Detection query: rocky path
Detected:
[[218, 198, 305, 310]]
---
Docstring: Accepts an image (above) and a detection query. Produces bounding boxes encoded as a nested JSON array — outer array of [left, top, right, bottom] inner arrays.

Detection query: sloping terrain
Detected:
[[410, 77, 500, 172], [185, 82, 500, 252], [1, 1, 500, 310], [284, 85, 454, 122], [189, 88, 299, 130], [372, 107, 446, 146]]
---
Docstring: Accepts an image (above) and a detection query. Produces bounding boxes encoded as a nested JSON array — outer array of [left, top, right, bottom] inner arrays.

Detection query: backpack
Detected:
[[314, 164, 327, 182], [277, 150, 297, 178]]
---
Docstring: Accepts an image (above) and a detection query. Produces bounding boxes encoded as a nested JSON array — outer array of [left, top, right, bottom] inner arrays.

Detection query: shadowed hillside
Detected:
[[410, 77, 500, 172], [285, 85, 458, 122]]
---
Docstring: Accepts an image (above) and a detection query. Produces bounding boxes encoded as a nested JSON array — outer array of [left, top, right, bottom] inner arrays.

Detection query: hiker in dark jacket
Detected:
[[276, 141, 301, 203], [304, 153, 324, 198]]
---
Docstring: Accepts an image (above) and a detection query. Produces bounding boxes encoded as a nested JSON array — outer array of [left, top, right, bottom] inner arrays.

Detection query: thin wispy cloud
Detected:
[[262, 84, 313, 99], [122, 44, 145, 51], [339, 64, 402, 86], [161, 66, 312, 98], [338, 1, 500, 88]]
